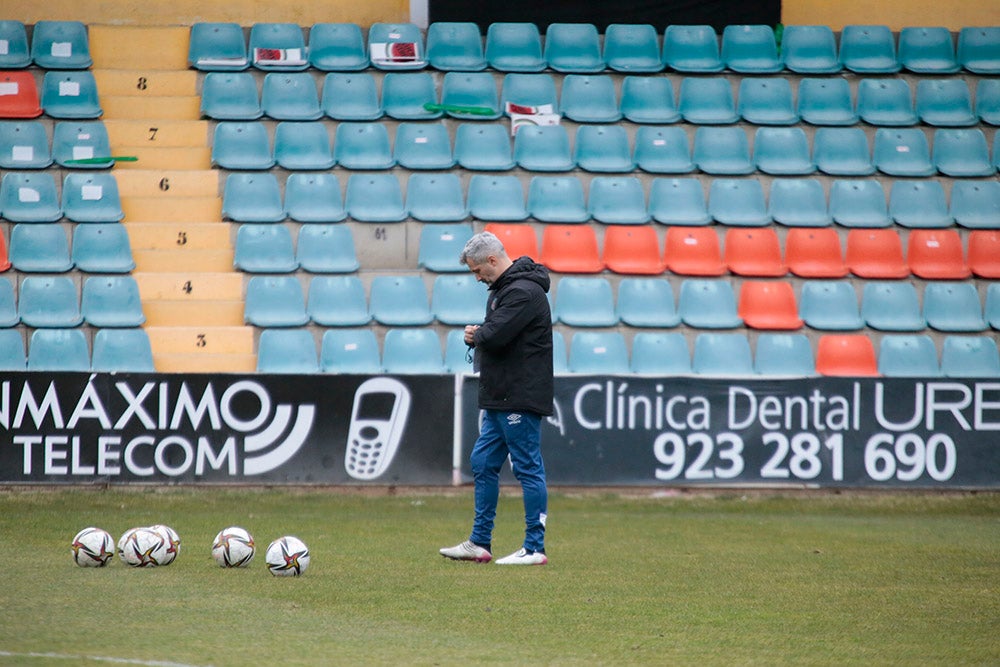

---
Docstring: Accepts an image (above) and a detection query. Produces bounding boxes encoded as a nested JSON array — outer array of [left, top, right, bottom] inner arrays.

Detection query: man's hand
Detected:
[[464, 325, 479, 346]]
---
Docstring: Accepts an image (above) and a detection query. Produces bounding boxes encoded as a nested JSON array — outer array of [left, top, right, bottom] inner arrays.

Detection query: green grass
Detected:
[[0, 488, 997, 666]]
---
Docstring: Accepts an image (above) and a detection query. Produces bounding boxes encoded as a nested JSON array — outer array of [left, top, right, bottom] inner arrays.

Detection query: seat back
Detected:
[[568, 331, 629, 374], [576, 122, 634, 172], [61, 172, 124, 223], [693, 126, 753, 175], [784, 227, 847, 278], [249, 22, 308, 71], [634, 126, 692, 174], [678, 77, 738, 124], [344, 173, 406, 222], [52, 120, 113, 169], [417, 222, 474, 272], [949, 181, 1000, 229], [92, 328, 155, 372], [0, 20, 31, 69], [256, 329, 318, 374], [40, 71, 102, 119], [468, 175, 526, 220], [602, 226, 664, 275], [616, 278, 679, 328], [889, 180, 952, 228], [0, 276, 18, 326], [0, 171, 62, 222], [814, 127, 874, 176], [721, 24, 782, 73], [28, 329, 89, 371], [923, 282, 986, 332], [431, 274, 488, 326], [861, 282, 925, 331], [630, 332, 690, 374], [9, 222, 72, 273], [957, 26, 1000, 74], [782, 25, 840, 73], [308, 23, 369, 71], [968, 230, 1000, 278], [857, 79, 917, 126], [829, 179, 889, 227], [840, 25, 900, 73], [333, 122, 395, 170], [873, 128, 934, 176], [907, 229, 970, 279], [754, 333, 815, 376], [692, 332, 754, 376], [723, 227, 786, 277], [738, 77, 797, 124], [393, 122, 455, 170], [514, 124, 574, 172], [649, 178, 710, 225], [18, 275, 82, 328], [306, 275, 370, 326], [0, 328, 25, 370], [916, 79, 976, 127], [845, 228, 909, 278], [941, 336, 1000, 377], [539, 225, 603, 273], [878, 335, 942, 377], [426, 22, 486, 72], [678, 278, 742, 328], [932, 128, 994, 177], [284, 172, 346, 223], [0, 121, 52, 168], [553, 277, 617, 327], [233, 223, 298, 273], [588, 176, 649, 224], [604, 24, 663, 73], [544, 23, 603, 73], [222, 172, 285, 222], [483, 223, 537, 261], [211, 121, 274, 170], [81, 275, 145, 327], [527, 176, 588, 222], [663, 225, 724, 276], [708, 178, 770, 226], [320, 328, 381, 373], [440, 71, 501, 119], [815, 334, 879, 376], [768, 178, 831, 227], [321, 72, 382, 120], [738, 281, 803, 330], [369, 275, 433, 326], [189, 22, 248, 70], [243, 275, 309, 327], [455, 123, 514, 171], [368, 22, 426, 70], [0, 71, 42, 118], [899, 26, 958, 73], [382, 328, 445, 374], [620, 76, 679, 124], [797, 78, 858, 126], [406, 173, 467, 222], [200, 72, 262, 120], [754, 126, 815, 175], [274, 121, 335, 170], [382, 72, 440, 119], [31, 20, 92, 69], [662, 25, 723, 72], [561, 74, 621, 123], [296, 224, 358, 273], [445, 329, 475, 374], [501, 73, 560, 115], [485, 22, 545, 72], [799, 280, 863, 330]]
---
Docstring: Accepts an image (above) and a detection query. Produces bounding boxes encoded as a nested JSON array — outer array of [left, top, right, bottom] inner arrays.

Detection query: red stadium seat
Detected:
[[907, 229, 971, 280], [968, 230, 1000, 279], [540, 224, 604, 273], [723, 228, 786, 277], [785, 227, 848, 278], [0, 71, 42, 118], [816, 334, 879, 376], [602, 226, 665, 275], [738, 280, 803, 330], [484, 223, 539, 261], [845, 229, 909, 279], [663, 226, 724, 276], [0, 227, 10, 272]]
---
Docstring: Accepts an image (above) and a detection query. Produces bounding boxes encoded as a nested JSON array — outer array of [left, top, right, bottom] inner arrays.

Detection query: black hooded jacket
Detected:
[[472, 256, 554, 416]]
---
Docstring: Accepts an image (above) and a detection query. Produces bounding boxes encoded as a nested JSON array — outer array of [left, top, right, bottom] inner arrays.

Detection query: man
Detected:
[[440, 231, 553, 566]]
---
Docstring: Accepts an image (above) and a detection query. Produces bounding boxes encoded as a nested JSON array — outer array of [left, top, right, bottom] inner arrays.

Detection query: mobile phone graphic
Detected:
[[345, 378, 412, 480]]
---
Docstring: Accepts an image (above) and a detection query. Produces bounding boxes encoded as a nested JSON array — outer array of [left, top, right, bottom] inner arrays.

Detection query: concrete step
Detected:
[[133, 248, 233, 272], [90, 25, 190, 70], [122, 195, 223, 222], [101, 95, 201, 120], [93, 69, 198, 97], [143, 299, 245, 327], [115, 170, 220, 197], [135, 271, 243, 301], [125, 221, 230, 250], [104, 119, 210, 148], [146, 325, 254, 355], [152, 352, 257, 374]]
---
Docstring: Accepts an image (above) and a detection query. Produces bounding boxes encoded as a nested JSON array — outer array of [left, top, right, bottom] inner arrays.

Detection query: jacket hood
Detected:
[[494, 255, 550, 293]]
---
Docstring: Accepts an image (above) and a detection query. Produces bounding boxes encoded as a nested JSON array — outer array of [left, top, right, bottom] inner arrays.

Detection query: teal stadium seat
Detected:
[[649, 177, 711, 226], [307, 275, 370, 326], [233, 224, 298, 273], [754, 127, 816, 175], [514, 125, 574, 172], [284, 173, 346, 223], [738, 77, 798, 125], [678, 279, 742, 328], [93, 329, 149, 373], [467, 175, 526, 221], [18, 275, 82, 327], [988, 284, 1000, 329], [616, 278, 680, 328], [418, 223, 474, 272], [829, 179, 890, 227], [619, 76, 680, 124], [0, 21, 30, 69], [898, 26, 959, 73], [932, 128, 995, 177], [81, 275, 145, 328], [321, 72, 382, 120], [923, 283, 986, 332], [941, 336, 1000, 377], [9, 223, 73, 273], [662, 25, 723, 73], [440, 72, 501, 120], [454, 123, 514, 171], [799, 281, 863, 330], [445, 329, 474, 374], [295, 224, 358, 273], [256, 329, 319, 374], [200, 72, 262, 120], [797, 77, 858, 126], [308, 23, 369, 71], [588, 176, 649, 224], [188, 22, 248, 71], [878, 335, 942, 377], [678, 77, 738, 124], [604, 24, 663, 73], [768, 178, 831, 227], [630, 332, 690, 375], [754, 333, 816, 376], [560, 75, 621, 123], [889, 180, 952, 228], [72, 223, 134, 273], [840, 25, 900, 73], [500, 73, 559, 115], [693, 126, 754, 175], [568, 331, 630, 374], [407, 173, 468, 222], [553, 277, 617, 327], [244, 275, 309, 327], [31, 20, 92, 69], [634, 126, 694, 174], [368, 22, 426, 71], [334, 122, 394, 170], [0, 329, 26, 370], [950, 181, 1000, 229], [721, 24, 783, 73], [62, 172, 124, 223], [692, 333, 753, 376], [574, 125, 634, 173], [857, 78, 917, 126], [957, 27, 1000, 74], [0, 277, 18, 327], [249, 23, 308, 71], [344, 174, 405, 222], [40, 71, 102, 119], [781, 25, 841, 73], [211, 122, 274, 170], [0, 172, 62, 222], [28, 329, 89, 371], [813, 127, 874, 176], [709, 178, 770, 226], [381, 72, 440, 119], [261, 72, 322, 120], [544, 23, 604, 73], [862, 282, 926, 331], [222, 173, 285, 222], [382, 329, 445, 375], [975, 79, 1000, 125], [393, 122, 455, 170], [873, 128, 934, 177], [274, 121, 334, 170], [426, 22, 486, 72], [52, 121, 113, 169], [527, 176, 588, 223], [431, 274, 488, 325], [916, 79, 976, 127], [552, 331, 568, 374], [320, 328, 381, 373], [485, 22, 545, 73], [0, 121, 52, 169], [369, 275, 433, 326]]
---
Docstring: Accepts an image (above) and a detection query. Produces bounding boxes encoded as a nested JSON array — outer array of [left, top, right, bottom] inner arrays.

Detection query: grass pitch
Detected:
[[0, 487, 997, 666]]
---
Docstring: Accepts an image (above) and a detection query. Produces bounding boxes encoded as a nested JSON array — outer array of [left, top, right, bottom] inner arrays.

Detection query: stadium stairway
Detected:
[[90, 25, 255, 372]]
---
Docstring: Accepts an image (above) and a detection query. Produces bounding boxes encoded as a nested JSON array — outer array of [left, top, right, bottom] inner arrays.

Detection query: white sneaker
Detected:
[[439, 540, 492, 563], [495, 548, 548, 566]]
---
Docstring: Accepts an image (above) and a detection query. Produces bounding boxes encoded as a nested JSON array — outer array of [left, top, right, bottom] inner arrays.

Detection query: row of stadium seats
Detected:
[[0, 274, 143, 328], [256, 326, 1000, 378], [0, 120, 116, 169], [0, 171, 122, 222], [1, 223, 134, 273], [0, 327, 152, 372], [201, 71, 1000, 127], [0, 70, 102, 119], [0, 20, 92, 69], [188, 22, 1000, 75]]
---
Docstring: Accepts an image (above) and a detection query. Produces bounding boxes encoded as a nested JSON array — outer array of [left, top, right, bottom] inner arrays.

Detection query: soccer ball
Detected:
[[212, 527, 255, 568], [149, 524, 181, 565], [117, 527, 142, 564], [120, 527, 169, 567], [265, 536, 310, 577], [71, 527, 114, 567]]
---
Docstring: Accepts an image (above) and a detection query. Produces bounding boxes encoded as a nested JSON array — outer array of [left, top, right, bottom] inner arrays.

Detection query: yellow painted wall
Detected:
[[783, 0, 1000, 30]]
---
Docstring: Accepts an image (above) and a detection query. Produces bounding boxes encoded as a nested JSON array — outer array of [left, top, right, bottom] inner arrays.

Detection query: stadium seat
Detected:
[[873, 128, 934, 177], [31, 20, 92, 69], [40, 70, 102, 119], [554, 277, 617, 327], [754, 127, 815, 175], [663, 226, 724, 276], [483, 222, 537, 260], [334, 122, 395, 170], [813, 127, 874, 176], [445, 329, 475, 374], [754, 333, 816, 376], [941, 335, 1000, 377], [738, 281, 803, 330], [845, 228, 909, 279], [692, 333, 754, 376], [81, 276, 145, 328], [9, 223, 73, 273], [797, 78, 858, 126], [950, 181, 1000, 229], [431, 274, 487, 325], [321, 72, 382, 120], [200, 72, 261, 120], [274, 121, 334, 170], [620, 76, 680, 124], [957, 26, 1000, 74], [485, 22, 545, 72], [678, 77, 738, 124], [381, 72, 441, 119], [722, 24, 782, 72], [568, 331, 630, 374], [616, 278, 680, 327], [604, 24, 663, 73], [285, 173, 345, 223], [916, 79, 976, 127], [382, 329, 445, 374], [798, 280, 864, 330], [829, 179, 890, 228], [18, 275, 82, 327], [98, 332, 155, 376], [468, 176, 527, 220], [738, 77, 797, 125], [0, 172, 62, 222], [370, 275, 433, 326], [320, 328, 381, 374], [407, 173, 467, 222], [649, 178, 711, 226], [634, 126, 694, 174], [454, 123, 514, 171], [544, 23, 604, 73], [393, 122, 455, 170], [899, 26, 959, 73], [211, 122, 274, 170], [815, 334, 879, 376], [309, 23, 368, 71], [222, 173, 285, 223], [724, 227, 786, 277], [296, 224, 358, 273], [709, 179, 770, 226], [693, 126, 754, 175], [768, 178, 832, 227], [861, 282, 925, 331], [249, 23, 308, 71], [255, 329, 318, 374], [233, 224, 298, 273], [0, 329, 25, 369], [662, 24, 723, 72], [244, 276, 309, 327], [72, 223, 135, 273], [988, 284, 1000, 330], [52, 121, 113, 169], [968, 230, 1000, 278], [785, 227, 847, 278], [426, 22, 487, 71], [678, 279, 742, 328], [261, 73, 321, 120], [976, 79, 1000, 125], [61, 173, 124, 223], [418, 223, 474, 272], [878, 335, 941, 377], [0, 20, 31, 69], [889, 181, 952, 228], [588, 176, 650, 224], [500, 73, 559, 115], [514, 125, 574, 172], [561, 75, 621, 123], [839, 25, 900, 73], [539, 225, 603, 273], [440, 71, 502, 120], [0, 120, 52, 168], [527, 176, 589, 223], [189, 22, 248, 71], [781, 25, 841, 73], [923, 282, 986, 332], [28, 329, 89, 371], [857, 79, 917, 126], [0, 71, 42, 118], [368, 22, 426, 70], [932, 128, 995, 177], [345, 174, 406, 222], [306, 275, 370, 326], [630, 332, 690, 375], [552, 331, 568, 374], [602, 226, 664, 275]]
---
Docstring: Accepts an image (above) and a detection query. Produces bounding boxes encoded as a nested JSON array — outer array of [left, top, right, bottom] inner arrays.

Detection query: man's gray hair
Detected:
[[460, 231, 508, 265]]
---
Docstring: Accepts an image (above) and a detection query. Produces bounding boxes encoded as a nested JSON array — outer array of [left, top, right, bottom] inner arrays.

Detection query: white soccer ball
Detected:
[[148, 524, 181, 565], [265, 536, 310, 577], [71, 527, 114, 567], [120, 527, 169, 567], [212, 527, 255, 568]]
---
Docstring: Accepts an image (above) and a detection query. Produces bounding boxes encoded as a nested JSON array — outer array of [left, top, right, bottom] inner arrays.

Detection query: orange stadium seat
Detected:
[[540, 225, 604, 273], [845, 229, 910, 279], [907, 229, 971, 279], [815, 334, 879, 377], [738, 281, 803, 330], [663, 226, 724, 276], [484, 223, 538, 261], [784, 228, 848, 278], [602, 225, 665, 275], [723, 228, 786, 277], [0, 71, 42, 118]]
